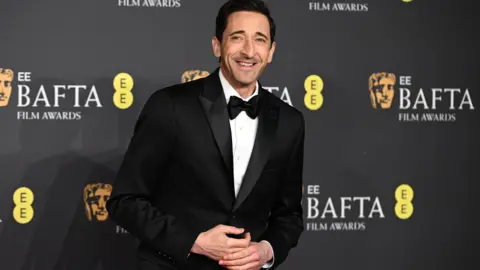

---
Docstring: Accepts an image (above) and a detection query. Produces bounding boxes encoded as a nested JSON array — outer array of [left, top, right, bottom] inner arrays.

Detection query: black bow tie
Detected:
[[227, 95, 260, 120]]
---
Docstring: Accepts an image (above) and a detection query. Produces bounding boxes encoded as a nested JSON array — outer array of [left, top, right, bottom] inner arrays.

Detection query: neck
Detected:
[[220, 67, 256, 99]]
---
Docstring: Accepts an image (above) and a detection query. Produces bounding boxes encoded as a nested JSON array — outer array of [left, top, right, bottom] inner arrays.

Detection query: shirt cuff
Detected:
[[260, 240, 274, 269]]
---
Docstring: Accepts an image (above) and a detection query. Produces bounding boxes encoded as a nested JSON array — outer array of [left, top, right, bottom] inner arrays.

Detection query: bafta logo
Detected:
[[84, 183, 112, 222], [0, 68, 14, 107], [181, 70, 209, 83], [369, 72, 396, 109]]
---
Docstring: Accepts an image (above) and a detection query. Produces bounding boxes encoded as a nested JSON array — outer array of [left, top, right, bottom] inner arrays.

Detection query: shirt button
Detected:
[[236, 156, 240, 160], [239, 127, 243, 131]]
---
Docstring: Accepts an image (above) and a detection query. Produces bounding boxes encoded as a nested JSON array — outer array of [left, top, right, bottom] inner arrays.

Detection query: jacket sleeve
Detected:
[[106, 89, 200, 267], [258, 113, 305, 269]]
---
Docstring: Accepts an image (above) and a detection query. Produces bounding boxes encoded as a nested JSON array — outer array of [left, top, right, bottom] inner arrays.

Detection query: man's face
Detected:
[[0, 70, 13, 107], [88, 188, 110, 221], [213, 11, 276, 87]]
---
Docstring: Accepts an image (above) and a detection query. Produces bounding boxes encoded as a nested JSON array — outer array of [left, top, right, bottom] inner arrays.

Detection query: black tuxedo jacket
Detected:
[[106, 68, 305, 270]]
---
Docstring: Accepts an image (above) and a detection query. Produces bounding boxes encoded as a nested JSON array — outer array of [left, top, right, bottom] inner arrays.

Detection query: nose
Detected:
[[241, 38, 255, 58]]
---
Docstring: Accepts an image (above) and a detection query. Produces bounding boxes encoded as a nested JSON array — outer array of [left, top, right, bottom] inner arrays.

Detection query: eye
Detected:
[[231, 35, 242, 41], [256, 38, 267, 43]]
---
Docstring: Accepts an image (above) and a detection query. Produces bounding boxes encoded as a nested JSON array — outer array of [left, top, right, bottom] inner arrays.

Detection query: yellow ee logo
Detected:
[[13, 187, 34, 224], [304, 75, 324, 110], [402, 0, 413, 2], [113, 72, 134, 109], [394, 184, 414, 219]]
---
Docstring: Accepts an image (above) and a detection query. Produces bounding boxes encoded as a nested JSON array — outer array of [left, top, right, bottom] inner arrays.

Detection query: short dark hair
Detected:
[[215, 0, 276, 46]]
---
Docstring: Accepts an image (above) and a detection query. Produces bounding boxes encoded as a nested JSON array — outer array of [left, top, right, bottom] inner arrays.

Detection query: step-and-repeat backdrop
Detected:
[[1, 0, 478, 269]]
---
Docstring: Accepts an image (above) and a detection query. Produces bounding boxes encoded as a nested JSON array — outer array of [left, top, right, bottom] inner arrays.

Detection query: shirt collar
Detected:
[[219, 68, 259, 104]]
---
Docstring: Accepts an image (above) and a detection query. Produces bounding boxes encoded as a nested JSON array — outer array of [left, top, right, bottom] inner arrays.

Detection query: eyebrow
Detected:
[[229, 30, 269, 40]]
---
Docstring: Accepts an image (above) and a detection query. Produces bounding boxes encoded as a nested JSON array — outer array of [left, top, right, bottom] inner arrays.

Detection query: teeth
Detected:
[[238, 61, 254, 67]]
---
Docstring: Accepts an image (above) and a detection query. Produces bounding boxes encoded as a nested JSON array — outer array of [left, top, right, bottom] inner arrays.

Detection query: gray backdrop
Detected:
[[0, 0, 478, 269]]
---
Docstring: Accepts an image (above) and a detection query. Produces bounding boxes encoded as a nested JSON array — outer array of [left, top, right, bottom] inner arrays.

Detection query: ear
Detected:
[[212, 36, 221, 58], [267, 41, 276, 64]]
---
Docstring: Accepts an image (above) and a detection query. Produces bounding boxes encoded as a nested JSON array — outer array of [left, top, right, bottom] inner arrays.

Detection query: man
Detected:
[[106, 0, 305, 269]]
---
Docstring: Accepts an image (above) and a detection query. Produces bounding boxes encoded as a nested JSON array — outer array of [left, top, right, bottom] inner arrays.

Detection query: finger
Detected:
[[223, 245, 254, 261], [220, 252, 259, 267], [226, 247, 244, 254], [226, 260, 259, 270], [244, 232, 251, 242], [218, 225, 244, 235]]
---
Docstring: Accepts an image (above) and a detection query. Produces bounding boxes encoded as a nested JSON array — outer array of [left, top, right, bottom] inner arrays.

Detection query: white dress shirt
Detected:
[[219, 69, 274, 269]]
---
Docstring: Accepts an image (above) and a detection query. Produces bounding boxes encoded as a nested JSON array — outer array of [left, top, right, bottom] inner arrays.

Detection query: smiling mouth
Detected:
[[235, 60, 257, 69]]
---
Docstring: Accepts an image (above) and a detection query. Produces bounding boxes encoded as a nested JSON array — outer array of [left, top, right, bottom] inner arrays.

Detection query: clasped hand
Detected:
[[191, 225, 273, 270]]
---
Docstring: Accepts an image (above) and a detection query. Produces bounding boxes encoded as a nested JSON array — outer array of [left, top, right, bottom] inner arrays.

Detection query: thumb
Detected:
[[219, 225, 244, 235], [244, 232, 251, 241]]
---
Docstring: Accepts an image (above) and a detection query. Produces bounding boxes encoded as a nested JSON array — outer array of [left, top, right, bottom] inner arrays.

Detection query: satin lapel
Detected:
[[233, 90, 279, 211], [198, 68, 235, 200]]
